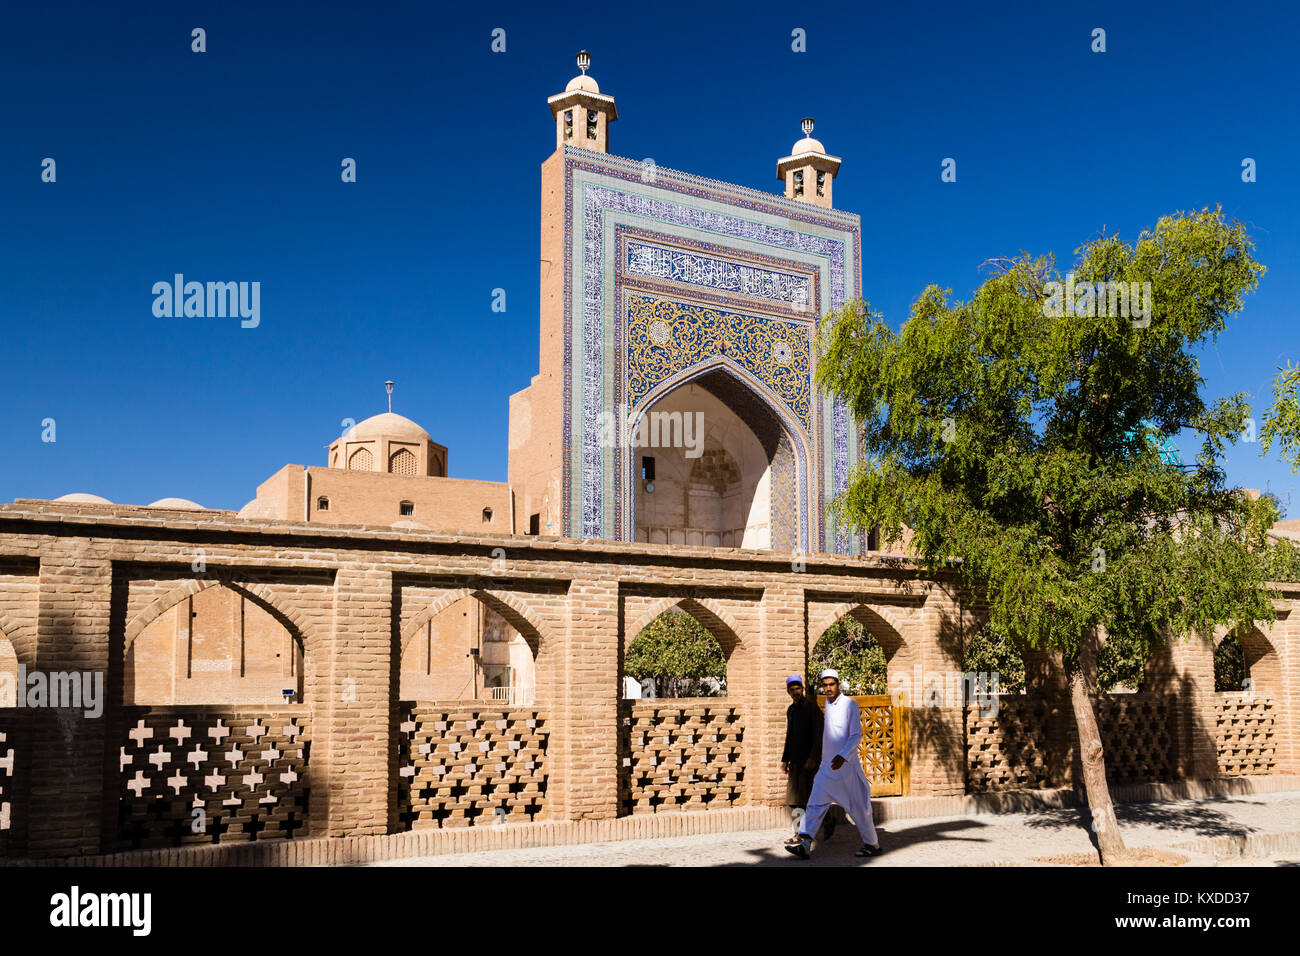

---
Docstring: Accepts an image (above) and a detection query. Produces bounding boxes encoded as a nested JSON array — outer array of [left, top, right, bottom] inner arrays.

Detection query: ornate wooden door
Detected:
[[817, 694, 910, 796]]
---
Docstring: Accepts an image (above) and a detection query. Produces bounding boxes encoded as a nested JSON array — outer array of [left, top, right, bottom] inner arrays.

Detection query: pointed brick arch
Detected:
[[625, 596, 747, 658], [401, 588, 547, 658], [0, 622, 17, 707], [808, 601, 909, 660], [628, 360, 812, 552], [1214, 625, 1282, 695], [0, 613, 35, 666], [124, 577, 308, 654]]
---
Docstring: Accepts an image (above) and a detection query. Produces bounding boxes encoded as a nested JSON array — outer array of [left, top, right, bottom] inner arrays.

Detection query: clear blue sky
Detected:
[[2, 0, 1296, 515]]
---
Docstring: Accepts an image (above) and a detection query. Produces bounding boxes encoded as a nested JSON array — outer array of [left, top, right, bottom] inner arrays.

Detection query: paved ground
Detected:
[[373, 791, 1300, 867]]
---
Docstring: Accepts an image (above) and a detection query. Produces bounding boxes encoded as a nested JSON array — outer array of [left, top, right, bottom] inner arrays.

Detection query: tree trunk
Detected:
[[1066, 626, 1127, 863]]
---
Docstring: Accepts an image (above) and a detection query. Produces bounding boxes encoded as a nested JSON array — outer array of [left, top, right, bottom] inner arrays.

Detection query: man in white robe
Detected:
[[784, 668, 881, 859]]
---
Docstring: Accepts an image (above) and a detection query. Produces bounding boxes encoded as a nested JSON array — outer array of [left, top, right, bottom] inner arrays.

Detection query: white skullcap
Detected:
[[820, 669, 840, 682]]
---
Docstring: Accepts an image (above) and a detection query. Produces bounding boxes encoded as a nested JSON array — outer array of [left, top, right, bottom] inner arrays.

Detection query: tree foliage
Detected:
[[1097, 631, 1148, 692], [815, 206, 1289, 859], [1261, 362, 1300, 472], [808, 616, 887, 694], [960, 627, 1145, 693], [1213, 633, 1246, 693], [961, 627, 1026, 694], [1264, 534, 1300, 582], [625, 610, 726, 696], [817, 207, 1286, 663]]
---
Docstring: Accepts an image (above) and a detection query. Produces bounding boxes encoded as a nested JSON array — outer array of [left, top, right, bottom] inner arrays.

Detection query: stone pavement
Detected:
[[372, 790, 1300, 867]]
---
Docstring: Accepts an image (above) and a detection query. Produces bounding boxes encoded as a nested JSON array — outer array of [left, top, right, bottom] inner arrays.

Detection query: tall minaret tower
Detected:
[[776, 118, 842, 209], [547, 50, 618, 153]]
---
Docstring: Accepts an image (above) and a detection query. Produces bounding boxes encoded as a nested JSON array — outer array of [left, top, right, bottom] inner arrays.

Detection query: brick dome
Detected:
[[146, 497, 206, 510], [328, 411, 446, 477], [346, 412, 430, 443], [54, 492, 112, 504]]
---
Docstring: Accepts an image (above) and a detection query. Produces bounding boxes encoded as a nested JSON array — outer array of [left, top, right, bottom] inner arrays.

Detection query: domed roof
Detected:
[[565, 73, 600, 94], [345, 412, 430, 443], [146, 497, 206, 510], [237, 497, 278, 520], [54, 493, 112, 504], [791, 135, 826, 155]]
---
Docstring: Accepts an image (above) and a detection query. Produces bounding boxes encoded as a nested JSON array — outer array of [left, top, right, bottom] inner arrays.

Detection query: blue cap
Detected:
[[785, 674, 804, 686]]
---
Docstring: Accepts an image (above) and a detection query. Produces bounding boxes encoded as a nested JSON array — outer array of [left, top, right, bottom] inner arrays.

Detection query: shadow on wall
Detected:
[[903, 599, 967, 789]]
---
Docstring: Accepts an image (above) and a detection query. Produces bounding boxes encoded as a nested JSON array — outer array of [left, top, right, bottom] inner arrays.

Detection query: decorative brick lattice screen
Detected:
[[1098, 694, 1176, 782], [618, 701, 744, 814], [397, 704, 548, 828], [0, 714, 19, 856], [118, 708, 311, 849], [965, 697, 1061, 792], [1214, 694, 1276, 775]]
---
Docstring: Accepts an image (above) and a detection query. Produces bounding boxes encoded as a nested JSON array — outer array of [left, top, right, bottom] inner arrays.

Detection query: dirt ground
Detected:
[[372, 790, 1300, 867]]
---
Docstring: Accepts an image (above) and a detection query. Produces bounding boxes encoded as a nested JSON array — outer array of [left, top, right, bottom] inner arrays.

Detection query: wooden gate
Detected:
[[816, 694, 910, 796]]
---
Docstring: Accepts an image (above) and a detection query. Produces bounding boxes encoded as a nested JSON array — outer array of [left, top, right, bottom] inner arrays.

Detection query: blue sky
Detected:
[[1, 0, 1297, 515]]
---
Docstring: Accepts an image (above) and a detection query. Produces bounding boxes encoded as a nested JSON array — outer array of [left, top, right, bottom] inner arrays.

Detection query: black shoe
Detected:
[[784, 836, 811, 859], [855, 842, 882, 857]]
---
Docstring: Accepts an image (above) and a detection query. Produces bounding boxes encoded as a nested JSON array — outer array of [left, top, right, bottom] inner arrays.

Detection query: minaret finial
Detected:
[[385, 380, 394, 413], [576, 50, 591, 74], [802, 117, 815, 137]]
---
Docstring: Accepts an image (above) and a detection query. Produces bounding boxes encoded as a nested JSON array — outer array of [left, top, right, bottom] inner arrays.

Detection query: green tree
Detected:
[[625, 610, 726, 697], [1213, 633, 1246, 693], [809, 616, 888, 694], [1097, 630, 1147, 693], [961, 627, 1026, 694], [1261, 362, 1300, 472], [1264, 533, 1300, 582], [961, 626, 1144, 694], [816, 207, 1293, 863]]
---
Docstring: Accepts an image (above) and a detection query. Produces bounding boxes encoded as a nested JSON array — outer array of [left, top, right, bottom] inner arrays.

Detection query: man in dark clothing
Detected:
[[781, 675, 823, 843]]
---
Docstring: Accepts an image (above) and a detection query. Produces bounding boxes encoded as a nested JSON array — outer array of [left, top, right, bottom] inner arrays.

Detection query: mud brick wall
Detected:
[[965, 697, 1067, 792], [1215, 695, 1276, 775], [619, 701, 744, 814], [1097, 693, 1176, 783], [0, 504, 1293, 857], [0, 711, 24, 856], [397, 703, 548, 828], [117, 707, 310, 849], [966, 694, 1183, 792], [0, 727, 9, 845]]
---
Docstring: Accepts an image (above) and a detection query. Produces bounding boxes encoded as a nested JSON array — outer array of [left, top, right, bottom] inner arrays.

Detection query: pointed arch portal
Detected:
[[624, 362, 808, 551]]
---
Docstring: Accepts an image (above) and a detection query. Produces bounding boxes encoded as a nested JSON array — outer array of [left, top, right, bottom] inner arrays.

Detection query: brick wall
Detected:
[[0, 501, 1293, 859], [1215, 694, 1277, 775], [0, 710, 25, 856], [127, 584, 300, 704], [397, 703, 548, 828], [965, 698, 1066, 792], [618, 700, 744, 813], [117, 706, 310, 848], [1097, 693, 1178, 782], [301, 468, 511, 535], [964, 692, 1182, 793]]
